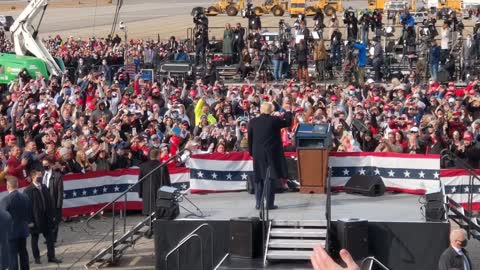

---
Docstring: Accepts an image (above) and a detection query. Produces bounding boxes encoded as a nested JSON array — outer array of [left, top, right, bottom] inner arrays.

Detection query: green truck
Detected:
[[0, 53, 65, 84]]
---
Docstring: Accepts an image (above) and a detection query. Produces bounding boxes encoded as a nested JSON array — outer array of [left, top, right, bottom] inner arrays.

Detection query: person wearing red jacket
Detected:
[[6, 146, 27, 180]]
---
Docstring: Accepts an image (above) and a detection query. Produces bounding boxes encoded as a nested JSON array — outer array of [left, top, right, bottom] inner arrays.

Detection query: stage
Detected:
[[153, 191, 450, 270], [176, 191, 426, 222]]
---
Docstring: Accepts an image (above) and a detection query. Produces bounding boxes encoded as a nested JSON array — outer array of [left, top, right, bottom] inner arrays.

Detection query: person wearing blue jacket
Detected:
[[353, 41, 367, 85], [429, 40, 441, 81]]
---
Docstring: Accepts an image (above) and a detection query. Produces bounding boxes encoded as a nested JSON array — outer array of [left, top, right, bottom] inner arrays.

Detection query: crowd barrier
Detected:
[[1, 152, 479, 217]]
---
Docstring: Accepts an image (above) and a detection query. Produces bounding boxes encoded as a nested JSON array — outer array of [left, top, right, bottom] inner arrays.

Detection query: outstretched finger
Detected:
[[339, 249, 359, 270], [314, 245, 338, 268]]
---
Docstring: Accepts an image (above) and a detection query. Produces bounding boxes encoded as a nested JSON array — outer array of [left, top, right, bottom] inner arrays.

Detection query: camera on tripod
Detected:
[[191, 7, 208, 28]]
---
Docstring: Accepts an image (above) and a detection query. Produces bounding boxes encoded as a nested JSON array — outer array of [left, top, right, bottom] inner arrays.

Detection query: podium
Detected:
[[294, 123, 332, 194]]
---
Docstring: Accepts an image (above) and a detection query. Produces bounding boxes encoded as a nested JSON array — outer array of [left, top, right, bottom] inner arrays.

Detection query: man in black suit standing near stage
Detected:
[[248, 102, 292, 210], [0, 177, 31, 270], [438, 229, 473, 270], [41, 159, 64, 243], [24, 169, 62, 265]]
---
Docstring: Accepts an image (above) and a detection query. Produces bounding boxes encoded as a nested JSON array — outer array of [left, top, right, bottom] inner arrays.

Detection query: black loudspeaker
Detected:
[[229, 217, 262, 258], [425, 191, 446, 222], [336, 219, 369, 261], [345, 175, 385, 197], [156, 186, 180, 220]]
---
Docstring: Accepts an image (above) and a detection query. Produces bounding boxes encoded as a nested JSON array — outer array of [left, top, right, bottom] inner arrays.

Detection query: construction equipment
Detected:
[[252, 0, 307, 17], [252, 0, 289, 16], [0, 0, 65, 84], [306, 0, 344, 16], [438, 0, 462, 11], [205, 0, 245, 16], [368, 0, 385, 11]]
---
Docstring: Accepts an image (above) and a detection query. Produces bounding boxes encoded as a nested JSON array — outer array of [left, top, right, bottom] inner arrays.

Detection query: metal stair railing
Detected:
[[361, 256, 390, 270], [441, 149, 480, 239], [164, 223, 215, 270], [84, 149, 186, 265]]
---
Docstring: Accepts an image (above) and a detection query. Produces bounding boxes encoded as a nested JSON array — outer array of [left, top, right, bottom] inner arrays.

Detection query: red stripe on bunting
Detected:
[[440, 169, 476, 178], [329, 152, 440, 159], [62, 201, 143, 217], [190, 152, 253, 161], [332, 186, 427, 195]]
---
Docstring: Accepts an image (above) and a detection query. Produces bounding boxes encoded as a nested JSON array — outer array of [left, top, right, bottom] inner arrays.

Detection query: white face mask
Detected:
[[83, 130, 90, 136]]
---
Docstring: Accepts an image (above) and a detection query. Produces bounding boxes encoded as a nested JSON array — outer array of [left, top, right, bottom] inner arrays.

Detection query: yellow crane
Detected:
[[206, 0, 245, 16]]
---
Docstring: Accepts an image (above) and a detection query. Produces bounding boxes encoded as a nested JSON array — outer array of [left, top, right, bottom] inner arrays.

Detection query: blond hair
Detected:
[[260, 102, 274, 115]]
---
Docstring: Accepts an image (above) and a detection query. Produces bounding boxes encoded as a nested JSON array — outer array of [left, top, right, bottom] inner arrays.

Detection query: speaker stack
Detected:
[[336, 219, 369, 261], [156, 186, 180, 220], [424, 191, 447, 222]]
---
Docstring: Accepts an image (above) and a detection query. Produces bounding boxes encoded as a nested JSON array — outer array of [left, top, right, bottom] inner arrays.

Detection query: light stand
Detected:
[[175, 188, 206, 218]]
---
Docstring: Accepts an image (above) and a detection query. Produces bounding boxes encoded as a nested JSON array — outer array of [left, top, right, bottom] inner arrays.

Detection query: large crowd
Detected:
[[0, 5, 477, 269]]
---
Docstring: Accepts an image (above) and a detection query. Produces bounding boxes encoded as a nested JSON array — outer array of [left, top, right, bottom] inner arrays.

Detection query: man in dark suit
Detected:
[[41, 159, 64, 243], [0, 208, 11, 270], [438, 229, 473, 270], [24, 169, 62, 264], [248, 102, 292, 210], [138, 149, 171, 216], [0, 177, 31, 270]]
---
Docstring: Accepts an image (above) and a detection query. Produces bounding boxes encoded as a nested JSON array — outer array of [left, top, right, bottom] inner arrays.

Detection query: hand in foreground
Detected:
[[311, 245, 360, 270]]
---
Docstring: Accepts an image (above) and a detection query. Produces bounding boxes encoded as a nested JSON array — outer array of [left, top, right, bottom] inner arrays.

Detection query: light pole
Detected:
[[119, 21, 127, 64]]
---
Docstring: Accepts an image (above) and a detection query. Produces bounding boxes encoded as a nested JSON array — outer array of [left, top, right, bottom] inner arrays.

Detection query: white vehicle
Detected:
[[411, 11, 428, 24]]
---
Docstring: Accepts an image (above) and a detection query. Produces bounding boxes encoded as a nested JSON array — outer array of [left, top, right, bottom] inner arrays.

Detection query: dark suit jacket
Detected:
[[0, 209, 11, 270], [248, 112, 292, 182], [438, 246, 472, 270], [46, 170, 64, 209], [0, 190, 30, 239], [138, 160, 171, 215], [24, 183, 54, 234]]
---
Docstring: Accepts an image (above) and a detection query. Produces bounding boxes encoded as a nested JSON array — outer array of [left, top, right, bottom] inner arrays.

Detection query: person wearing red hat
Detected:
[[447, 111, 467, 139]]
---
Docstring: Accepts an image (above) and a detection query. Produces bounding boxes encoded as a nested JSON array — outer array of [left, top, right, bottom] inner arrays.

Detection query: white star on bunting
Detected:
[[418, 171, 425, 178], [114, 186, 120, 192], [211, 172, 218, 179], [403, 171, 411, 178], [197, 171, 204, 178], [103, 187, 108, 193], [72, 191, 77, 197], [465, 186, 470, 192], [93, 189, 98, 194], [226, 173, 232, 180], [374, 168, 381, 175], [342, 169, 350, 176], [388, 170, 395, 177], [433, 172, 439, 179], [451, 186, 457, 193], [82, 190, 87, 196], [358, 168, 366, 175], [241, 173, 248, 180]]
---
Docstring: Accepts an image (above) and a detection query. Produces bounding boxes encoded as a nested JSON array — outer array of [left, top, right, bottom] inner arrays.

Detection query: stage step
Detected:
[[268, 239, 324, 249], [264, 220, 327, 263], [85, 213, 155, 268], [270, 228, 326, 238], [266, 250, 314, 260], [272, 220, 327, 227]]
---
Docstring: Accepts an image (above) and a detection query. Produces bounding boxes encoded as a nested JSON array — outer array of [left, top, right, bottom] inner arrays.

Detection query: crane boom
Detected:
[[9, 0, 63, 76]]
